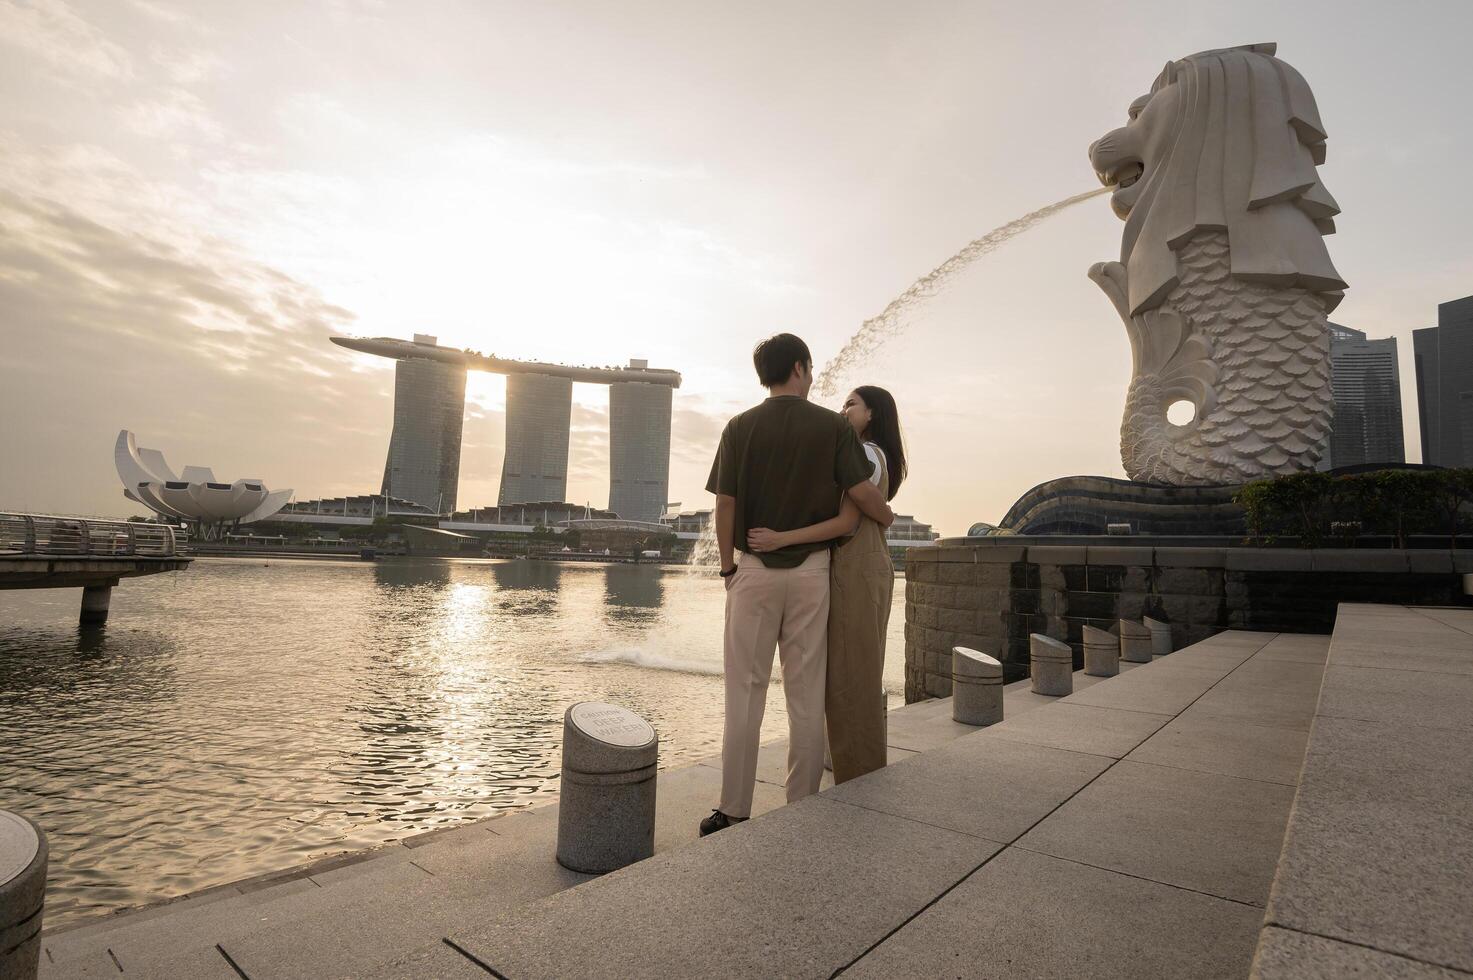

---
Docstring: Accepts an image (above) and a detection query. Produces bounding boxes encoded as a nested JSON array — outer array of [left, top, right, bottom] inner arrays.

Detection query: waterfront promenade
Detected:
[[37, 604, 1472, 978]]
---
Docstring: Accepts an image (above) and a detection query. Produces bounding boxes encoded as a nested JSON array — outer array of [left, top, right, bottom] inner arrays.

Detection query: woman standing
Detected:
[[747, 385, 906, 783]]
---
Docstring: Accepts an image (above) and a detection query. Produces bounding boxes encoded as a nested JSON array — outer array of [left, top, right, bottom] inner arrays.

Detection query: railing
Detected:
[[0, 513, 177, 557]]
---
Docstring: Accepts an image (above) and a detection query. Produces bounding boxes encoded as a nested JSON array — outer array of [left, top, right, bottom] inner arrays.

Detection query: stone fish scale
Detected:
[[1172, 232, 1333, 480], [1120, 238, 1333, 484]]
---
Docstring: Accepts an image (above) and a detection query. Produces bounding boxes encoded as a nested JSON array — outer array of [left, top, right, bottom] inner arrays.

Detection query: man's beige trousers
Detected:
[[719, 549, 830, 818]]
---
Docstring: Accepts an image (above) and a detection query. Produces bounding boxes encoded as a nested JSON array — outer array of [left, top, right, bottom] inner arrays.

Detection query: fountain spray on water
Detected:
[[680, 187, 1109, 576], [594, 191, 1110, 676], [813, 188, 1109, 397]]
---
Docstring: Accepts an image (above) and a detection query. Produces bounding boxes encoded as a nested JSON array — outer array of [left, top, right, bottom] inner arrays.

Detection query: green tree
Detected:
[[1432, 469, 1473, 549]]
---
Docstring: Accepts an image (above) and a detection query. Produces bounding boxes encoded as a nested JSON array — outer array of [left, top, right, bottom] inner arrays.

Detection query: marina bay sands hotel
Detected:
[[331, 335, 681, 522]]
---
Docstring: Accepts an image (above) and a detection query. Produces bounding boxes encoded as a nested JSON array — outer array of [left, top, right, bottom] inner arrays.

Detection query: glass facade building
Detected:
[[498, 373, 573, 507], [1318, 324, 1404, 470], [379, 350, 466, 514], [608, 381, 673, 522], [1414, 295, 1473, 467]]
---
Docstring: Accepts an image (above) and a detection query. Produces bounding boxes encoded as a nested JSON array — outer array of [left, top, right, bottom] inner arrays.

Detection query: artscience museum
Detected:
[[114, 430, 292, 531]]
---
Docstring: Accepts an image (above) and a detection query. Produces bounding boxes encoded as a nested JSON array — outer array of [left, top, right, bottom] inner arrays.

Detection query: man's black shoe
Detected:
[[699, 809, 747, 837]]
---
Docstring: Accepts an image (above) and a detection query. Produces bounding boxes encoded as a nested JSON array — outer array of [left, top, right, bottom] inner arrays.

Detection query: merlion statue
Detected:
[[1088, 42, 1347, 486]]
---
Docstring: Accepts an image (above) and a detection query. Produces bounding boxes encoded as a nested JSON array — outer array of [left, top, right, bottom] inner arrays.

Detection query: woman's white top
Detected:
[[863, 442, 886, 486]]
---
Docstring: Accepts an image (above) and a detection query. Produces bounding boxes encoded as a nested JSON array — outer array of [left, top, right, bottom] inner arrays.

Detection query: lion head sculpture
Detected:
[[1089, 42, 1347, 315]]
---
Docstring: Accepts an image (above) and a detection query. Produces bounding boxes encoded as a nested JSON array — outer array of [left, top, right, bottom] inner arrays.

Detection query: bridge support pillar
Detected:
[[80, 583, 114, 626]]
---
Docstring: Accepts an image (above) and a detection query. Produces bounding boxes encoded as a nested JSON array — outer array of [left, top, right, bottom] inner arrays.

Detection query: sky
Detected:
[[1, 0, 1470, 536]]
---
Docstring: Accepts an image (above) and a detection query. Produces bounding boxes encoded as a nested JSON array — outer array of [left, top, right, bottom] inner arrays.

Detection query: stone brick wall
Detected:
[[904, 542, 1473, 702]]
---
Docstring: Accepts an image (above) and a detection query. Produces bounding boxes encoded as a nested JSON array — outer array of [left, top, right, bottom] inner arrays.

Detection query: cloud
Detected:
[[126, 0, 198, 27], [0, 0, 133, 83], [0, 187, 385, 514], [120, 88, 226, 144], [149, 43, 224, 85]]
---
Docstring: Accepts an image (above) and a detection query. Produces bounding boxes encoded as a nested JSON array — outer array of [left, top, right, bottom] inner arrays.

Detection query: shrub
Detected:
[[1235, 472, 1333, 546], [1235, 468, 1471, 548]]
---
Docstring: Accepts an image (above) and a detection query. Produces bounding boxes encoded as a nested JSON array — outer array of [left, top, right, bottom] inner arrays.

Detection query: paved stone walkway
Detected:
[[1252, 604, 1473, 979], [406, 630, 1320, 979]]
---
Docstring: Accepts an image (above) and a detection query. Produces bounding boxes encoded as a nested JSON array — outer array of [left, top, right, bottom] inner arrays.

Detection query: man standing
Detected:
[[700, 333, 894, 836]]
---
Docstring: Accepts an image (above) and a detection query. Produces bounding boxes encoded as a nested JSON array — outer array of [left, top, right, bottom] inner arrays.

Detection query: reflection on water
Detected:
[[0, 557, 904, 926], [604, 563, 665, 619]]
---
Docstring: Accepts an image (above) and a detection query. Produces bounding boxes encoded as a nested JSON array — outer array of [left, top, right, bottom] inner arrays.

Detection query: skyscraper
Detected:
[[498, 373, 573, 507], [1414, 295, 1473, 467], [380, 335, 466, 513], [1319, 323, 1404, 470], [609, 377, 673, 521]]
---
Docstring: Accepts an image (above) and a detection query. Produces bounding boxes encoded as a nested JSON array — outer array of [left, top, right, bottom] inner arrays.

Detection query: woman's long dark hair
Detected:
[[853, 385, 906, 501]]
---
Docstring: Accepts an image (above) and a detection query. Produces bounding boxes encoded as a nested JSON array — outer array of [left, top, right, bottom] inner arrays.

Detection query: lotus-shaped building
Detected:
[[115, 430, 291, 527]]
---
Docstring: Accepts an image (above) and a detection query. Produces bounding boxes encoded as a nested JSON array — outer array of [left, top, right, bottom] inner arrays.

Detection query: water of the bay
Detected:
[[0, 556, 907, 926]]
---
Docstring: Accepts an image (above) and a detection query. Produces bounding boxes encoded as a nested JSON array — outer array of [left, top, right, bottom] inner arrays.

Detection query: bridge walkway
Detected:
[[0, 513, 189, 623]]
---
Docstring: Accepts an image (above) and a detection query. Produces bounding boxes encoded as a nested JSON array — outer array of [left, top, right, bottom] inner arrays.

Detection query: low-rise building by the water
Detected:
[[278, 494, 437, 520]]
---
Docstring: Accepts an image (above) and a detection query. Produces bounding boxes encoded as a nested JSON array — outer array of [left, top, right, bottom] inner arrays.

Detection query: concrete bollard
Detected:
[[0, 811, 46, 980], [1082, 625, 1119, 677], [825, 689, 888, 771], [952, 647, 1003, 726], [1143, 616, 1173, 656], [1030, 634, 1073, 696], [556, 702, 658, 874], [1120, 619, 1153, 663]]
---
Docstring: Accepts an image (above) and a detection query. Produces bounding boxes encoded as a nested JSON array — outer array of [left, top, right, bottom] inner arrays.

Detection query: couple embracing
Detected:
[[700, 332, 906, 837]]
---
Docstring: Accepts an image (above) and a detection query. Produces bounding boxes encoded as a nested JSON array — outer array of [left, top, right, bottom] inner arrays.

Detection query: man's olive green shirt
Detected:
[[706, 395, 874, 569]]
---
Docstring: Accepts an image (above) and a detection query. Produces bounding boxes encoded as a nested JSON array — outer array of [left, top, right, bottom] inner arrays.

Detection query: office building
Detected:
[[1319, 324, 1404, 470], [1414, 295, 1473, 467]]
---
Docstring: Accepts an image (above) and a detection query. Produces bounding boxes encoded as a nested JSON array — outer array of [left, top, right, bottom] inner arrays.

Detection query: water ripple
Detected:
[[0, 557, 904, 926]]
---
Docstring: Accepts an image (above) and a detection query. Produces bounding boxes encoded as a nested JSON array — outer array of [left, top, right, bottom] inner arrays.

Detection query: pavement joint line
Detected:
[[1007, 843, 1268, 910], [828, 849, 1006, 979], [1311, 660, 1470, 676], [409, 859, 434, 876], [1405, 607, 1473, 637], [1263, 922, 1473, 977], [1047, 702, 1182, 720], [1107, 748, 1308, 789], [1315, 707, 1471, 735], [1328, 660, 1471, 676], [216, 942, 251, 979], [444, 937, 509, 978], [819, 795, 1011, 846]]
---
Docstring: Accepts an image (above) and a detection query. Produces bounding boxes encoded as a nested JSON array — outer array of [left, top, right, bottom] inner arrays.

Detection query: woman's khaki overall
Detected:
[[825, 445, 893, 784]]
